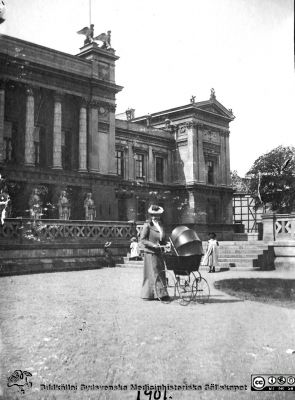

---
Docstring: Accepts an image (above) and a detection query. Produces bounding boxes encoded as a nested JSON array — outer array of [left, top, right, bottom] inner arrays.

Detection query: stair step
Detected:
[[199, 266, 229, 272], [123, 257, 143, 263], [116, 263, 143, 268], [217, 253, 263, 258], [218, 257, 255, 263], [218, 261, 257, 269]]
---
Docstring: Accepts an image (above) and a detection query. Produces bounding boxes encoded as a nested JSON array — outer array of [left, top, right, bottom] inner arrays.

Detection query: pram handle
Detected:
[[169, 237, 179, 256]]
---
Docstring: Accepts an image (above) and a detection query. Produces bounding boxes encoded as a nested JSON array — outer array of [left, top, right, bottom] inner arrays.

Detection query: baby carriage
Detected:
[[155, 226, 210, 305]]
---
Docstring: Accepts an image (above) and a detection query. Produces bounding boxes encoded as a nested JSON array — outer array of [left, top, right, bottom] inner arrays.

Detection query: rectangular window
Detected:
[[207, 160, 214, 184], [116, 150, 124, 177], [4, 137, 12, 162], [135, 153, 144, 179], [155, 156, 164, 182], [34, 141, 40, 166], [4, 121, 13, 163], [137, 198, 146, 221]]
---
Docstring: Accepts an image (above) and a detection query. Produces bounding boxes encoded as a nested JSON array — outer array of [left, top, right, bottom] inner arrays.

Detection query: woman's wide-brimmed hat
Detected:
[[104, 241, 112, 247], [148, 205, 164, 215], [130, 236, 137, 242]]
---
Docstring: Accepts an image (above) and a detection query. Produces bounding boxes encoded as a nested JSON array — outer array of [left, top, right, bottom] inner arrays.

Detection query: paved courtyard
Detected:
[[0, 267, 295, 400]]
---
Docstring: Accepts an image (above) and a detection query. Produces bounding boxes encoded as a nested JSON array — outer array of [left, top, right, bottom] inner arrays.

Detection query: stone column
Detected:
[[185, 123, 194, 183], [88, 101, 99, 173], [225, 131, 231, 185], [197, 125, 205, 183], [167, 150, 172, 182], [108, 104, 116, 174], [78, 99, 87, 172], [24, 87, 35, 166], [52, 93, 62, 169], [0, 81, 5, 163], [148, 146, 153, 182], [128, 142, 134, 180], [164, 155, 168, 183], [219, 131, 226, 185]]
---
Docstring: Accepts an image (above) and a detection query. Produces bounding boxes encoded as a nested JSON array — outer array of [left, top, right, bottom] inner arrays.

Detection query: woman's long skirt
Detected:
[[141, 253, 166, 299]]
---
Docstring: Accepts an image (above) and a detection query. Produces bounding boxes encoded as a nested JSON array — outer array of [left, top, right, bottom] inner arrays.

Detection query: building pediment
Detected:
[[196, 101, 234, 120]]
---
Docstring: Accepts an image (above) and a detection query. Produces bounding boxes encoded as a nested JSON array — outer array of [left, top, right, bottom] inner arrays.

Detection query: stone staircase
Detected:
[[117, 241, 274, 271], [213, 241, 272, 271]]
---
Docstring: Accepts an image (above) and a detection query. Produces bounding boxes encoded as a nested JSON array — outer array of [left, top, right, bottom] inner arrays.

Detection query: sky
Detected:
[[1, 0, 294, 177]]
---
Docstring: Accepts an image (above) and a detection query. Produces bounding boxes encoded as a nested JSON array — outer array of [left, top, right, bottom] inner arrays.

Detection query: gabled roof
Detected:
[[195, 98, 235, 120], [132, 97, 235, 124]]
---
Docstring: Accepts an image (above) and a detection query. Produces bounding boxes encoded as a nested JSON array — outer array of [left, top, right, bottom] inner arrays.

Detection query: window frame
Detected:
[[207, 160, 214, 185], [135, 153, 145, 180], [116, 149, 125, 178], [155, 156, 164, 183]]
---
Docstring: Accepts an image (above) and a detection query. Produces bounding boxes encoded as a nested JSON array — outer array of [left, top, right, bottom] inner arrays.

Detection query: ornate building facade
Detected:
[[0, 34, 235, 236]]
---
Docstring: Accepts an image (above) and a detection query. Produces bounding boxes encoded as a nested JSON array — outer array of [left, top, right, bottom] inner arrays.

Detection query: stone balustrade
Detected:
[[0, 218, 137, 243], [261, 213, 295, 241], [0, 219, 236, 244]]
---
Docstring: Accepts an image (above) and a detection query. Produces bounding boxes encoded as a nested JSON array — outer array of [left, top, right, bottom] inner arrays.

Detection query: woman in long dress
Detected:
[[140, 205, 167, 300]]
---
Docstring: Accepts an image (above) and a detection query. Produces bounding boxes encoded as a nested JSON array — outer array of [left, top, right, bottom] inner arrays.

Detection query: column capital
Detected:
[[26, 86, 34, 97], [88, 99, 116, 113], [89, 99, 100, 109], [220, 129, 230, 137], [108, 103, 116, 113], [0, 79, 7, 90], [185, 121, 198, 129], [79, 97, 88, 108], [53, 91, 63, 102]]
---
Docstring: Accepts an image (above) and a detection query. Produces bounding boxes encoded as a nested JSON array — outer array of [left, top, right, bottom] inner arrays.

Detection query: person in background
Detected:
[[129, 237, 141, 261], [202, 232, 219, 273], [103, 241, 115, 268], [139, 205, 168, 300]]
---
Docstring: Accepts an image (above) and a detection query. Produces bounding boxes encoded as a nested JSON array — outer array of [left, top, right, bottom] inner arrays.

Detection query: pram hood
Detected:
[[170, 226, 203, 257]]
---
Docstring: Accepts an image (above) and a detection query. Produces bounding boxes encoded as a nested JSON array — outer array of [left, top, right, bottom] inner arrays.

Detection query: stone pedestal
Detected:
[[261, 213, 276, 241]]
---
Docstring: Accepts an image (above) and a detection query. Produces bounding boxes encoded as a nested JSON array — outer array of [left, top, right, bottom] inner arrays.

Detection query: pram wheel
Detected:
[[193, 277, 210, 303], [155, 270, 176, 303], [176, 272, 195, 306]]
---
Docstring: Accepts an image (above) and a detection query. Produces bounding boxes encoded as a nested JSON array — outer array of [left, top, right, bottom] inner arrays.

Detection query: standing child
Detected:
[[103, 241, 115, 268], [129, 237, 141, 260], [202, 232, 219, 273]]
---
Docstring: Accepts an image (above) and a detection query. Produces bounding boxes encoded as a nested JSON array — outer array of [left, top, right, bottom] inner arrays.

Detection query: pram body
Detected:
[[154, 226, 209, 305]]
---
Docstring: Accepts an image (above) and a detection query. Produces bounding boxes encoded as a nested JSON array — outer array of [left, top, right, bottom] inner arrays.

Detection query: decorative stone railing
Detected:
[[0, 218, 138, 243], [261, 213, 295, 241]]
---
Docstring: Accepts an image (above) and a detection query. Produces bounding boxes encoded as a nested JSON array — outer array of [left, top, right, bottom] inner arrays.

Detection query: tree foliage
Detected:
[[246, 146, 295, 212], [231, 170, 250, 193]]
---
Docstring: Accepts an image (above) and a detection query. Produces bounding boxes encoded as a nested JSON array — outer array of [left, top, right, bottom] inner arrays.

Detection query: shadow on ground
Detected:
[[215, 278, 295, 309]]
